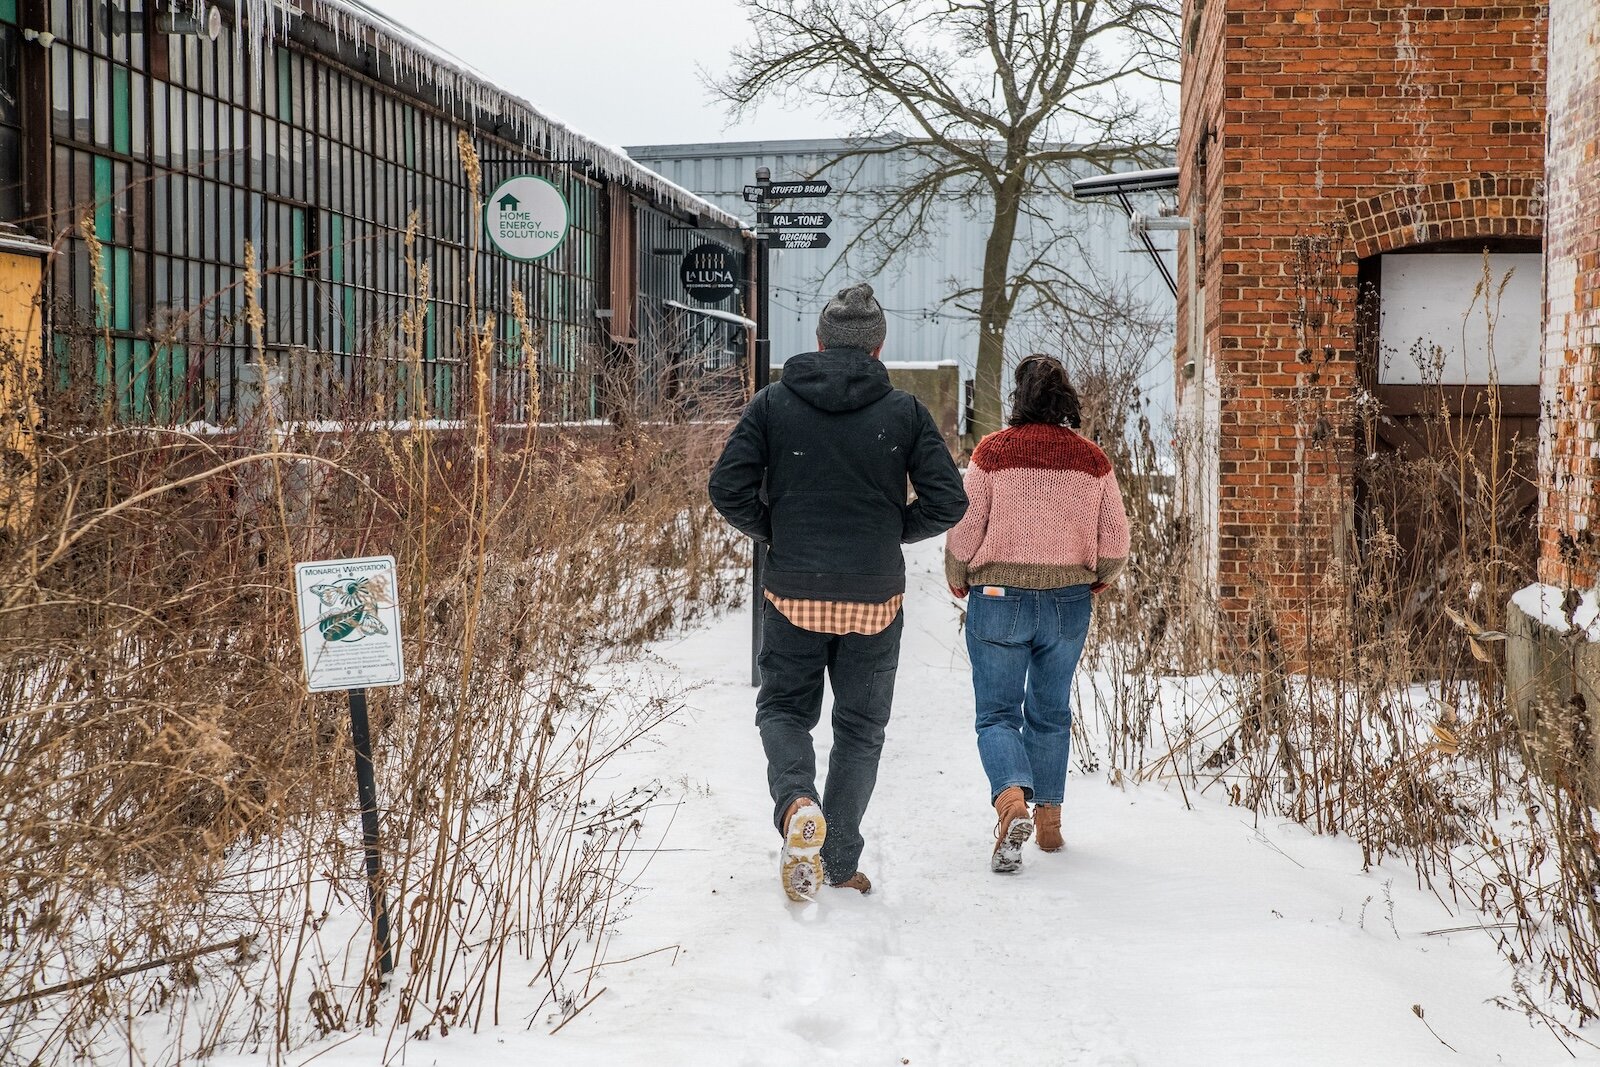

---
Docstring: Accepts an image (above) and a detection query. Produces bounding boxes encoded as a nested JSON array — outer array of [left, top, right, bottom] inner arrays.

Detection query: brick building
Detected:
[[1503, 1, 1600, 749], [1177, 0, 1548, 654], [1539, 1, 1600, 591]]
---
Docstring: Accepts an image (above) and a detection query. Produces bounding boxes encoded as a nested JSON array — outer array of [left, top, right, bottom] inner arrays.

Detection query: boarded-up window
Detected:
[[1377, 253, 1541, 385]]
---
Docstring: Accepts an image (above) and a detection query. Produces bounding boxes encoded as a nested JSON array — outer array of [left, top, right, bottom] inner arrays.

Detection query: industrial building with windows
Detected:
[[0, 0, 755, 428]]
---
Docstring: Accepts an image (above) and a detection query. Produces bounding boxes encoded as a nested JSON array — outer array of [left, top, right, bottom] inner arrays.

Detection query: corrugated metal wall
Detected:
[[628, 138, 1178, 425]]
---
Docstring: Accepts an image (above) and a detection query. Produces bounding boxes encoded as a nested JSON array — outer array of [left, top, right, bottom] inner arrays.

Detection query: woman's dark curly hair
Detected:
[[1007, 354, 1081, 428]]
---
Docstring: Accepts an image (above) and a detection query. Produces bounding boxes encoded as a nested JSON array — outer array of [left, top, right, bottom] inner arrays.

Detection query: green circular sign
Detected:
[[483, 175, 570, 261]]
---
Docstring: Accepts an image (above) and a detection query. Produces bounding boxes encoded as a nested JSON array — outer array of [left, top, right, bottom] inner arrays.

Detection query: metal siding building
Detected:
[[628, 137, 1178, 426]]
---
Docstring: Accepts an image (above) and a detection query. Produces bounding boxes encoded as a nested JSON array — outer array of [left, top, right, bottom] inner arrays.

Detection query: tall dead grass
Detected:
[[0, 137, 745, 1064], [1072, 238, 1600, 1047]]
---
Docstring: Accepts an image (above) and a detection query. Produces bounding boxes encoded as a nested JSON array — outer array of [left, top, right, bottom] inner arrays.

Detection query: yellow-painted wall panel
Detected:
[[0, 247, 44, 533]]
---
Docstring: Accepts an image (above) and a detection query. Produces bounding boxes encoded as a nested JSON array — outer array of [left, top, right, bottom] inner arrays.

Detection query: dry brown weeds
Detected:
[[1073, 245, 1600, 1045], [0, 146, 746, 1063]]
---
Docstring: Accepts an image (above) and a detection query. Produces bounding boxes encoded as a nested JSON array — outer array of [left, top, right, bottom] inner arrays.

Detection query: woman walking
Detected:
[[944, 355, 1130, 873]]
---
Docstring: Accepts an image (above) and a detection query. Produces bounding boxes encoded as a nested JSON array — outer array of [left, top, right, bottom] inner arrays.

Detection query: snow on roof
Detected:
[[211, 0, 744, 230]]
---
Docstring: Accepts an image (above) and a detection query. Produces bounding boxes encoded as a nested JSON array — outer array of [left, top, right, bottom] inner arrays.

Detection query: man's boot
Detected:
[[991, 786, 1033, 874], [828, 871, 873, 894], [780, 797, 827, 902], [1035, 804, 1064, 853]]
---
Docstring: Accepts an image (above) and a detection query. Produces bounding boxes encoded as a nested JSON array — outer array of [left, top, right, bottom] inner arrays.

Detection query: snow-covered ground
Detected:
[[252, 540, 1591, 1065]]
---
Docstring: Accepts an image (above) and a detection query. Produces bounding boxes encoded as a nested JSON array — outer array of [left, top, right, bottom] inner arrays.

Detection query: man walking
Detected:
[[709, 283, 967, 902]]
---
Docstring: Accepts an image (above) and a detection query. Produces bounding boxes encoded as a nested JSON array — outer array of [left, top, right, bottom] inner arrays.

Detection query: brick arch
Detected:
[[1345, 175, 1544, 259]]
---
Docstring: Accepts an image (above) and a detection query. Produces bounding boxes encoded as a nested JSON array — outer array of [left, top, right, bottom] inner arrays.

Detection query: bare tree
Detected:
[[714, 0, 1178, 436]]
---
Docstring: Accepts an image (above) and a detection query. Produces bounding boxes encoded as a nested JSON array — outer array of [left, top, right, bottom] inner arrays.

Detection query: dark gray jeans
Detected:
[[756, 598, 903, 883]]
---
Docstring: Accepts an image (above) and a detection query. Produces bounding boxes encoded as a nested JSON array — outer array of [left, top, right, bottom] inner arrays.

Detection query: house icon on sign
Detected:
[[498, 193, 519, 211]]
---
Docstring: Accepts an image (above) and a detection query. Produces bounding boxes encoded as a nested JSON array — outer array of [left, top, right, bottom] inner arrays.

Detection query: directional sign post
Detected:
[[744, 180, 832, 202], [766, 180, 831, 198], [747, 170, 834, 682], [758, 211, 833, 229], [770, 232, 831, 250]]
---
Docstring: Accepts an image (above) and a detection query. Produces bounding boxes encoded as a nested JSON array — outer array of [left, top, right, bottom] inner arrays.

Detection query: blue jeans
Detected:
[[966, 585, 1093, 805]]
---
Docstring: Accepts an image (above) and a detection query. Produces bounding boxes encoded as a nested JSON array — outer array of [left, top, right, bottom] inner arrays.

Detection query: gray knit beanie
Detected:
[[816, 282, 887, 352]]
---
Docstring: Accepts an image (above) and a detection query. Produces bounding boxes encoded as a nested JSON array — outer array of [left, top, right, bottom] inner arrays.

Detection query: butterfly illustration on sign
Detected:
[[309, 574, 393, 643]]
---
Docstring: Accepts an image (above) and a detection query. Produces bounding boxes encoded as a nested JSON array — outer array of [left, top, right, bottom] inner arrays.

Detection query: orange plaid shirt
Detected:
[[764, 591, 904, 636]]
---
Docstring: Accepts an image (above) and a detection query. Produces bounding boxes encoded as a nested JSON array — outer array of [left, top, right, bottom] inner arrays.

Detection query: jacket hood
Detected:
[[778, 348, 892, 413]]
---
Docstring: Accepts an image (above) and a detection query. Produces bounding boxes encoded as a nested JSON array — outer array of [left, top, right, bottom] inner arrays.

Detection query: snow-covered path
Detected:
[[266, 539, 1586, 1066], [544, 541, 1580, 1066]]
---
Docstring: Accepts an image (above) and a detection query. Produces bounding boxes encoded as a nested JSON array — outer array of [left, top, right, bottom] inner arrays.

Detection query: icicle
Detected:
[[199, 0, 739, 228]]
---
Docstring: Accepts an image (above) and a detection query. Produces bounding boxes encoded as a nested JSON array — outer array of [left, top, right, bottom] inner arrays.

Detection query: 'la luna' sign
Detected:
[[484, 176, 569, 261], [681, 241, 741, 304]]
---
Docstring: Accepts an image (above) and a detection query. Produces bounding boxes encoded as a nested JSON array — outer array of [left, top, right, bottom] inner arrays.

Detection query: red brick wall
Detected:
[[1540, 2, 1600, 590], [1179, 0, 1547, 652]]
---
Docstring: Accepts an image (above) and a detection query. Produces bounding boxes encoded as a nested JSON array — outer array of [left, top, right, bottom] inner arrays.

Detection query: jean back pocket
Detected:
[[967, 588, 1024, 643]]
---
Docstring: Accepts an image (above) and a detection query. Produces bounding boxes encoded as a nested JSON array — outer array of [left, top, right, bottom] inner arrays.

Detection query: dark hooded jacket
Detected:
[[708, 347, 968, 602]]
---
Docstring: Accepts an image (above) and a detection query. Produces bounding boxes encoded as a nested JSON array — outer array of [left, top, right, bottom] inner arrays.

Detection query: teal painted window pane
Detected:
[[54, 335, 68, 394], [276, 50, 292, 119], [131, 340, 151, 422], [113, 339, 132, 422], [169, 345, 187, 419], [94, 245, 112, 328], [0, 1, 16, 25], [112, 246, 131, 330], [111, 66, 131, 154], [92, 156, 113, 240], [93, 339, 108, 406], [433, 362, 452, 415], [503, 313, 521, 363], [328, 215, 344, 281], [154, 343, 171, 422]]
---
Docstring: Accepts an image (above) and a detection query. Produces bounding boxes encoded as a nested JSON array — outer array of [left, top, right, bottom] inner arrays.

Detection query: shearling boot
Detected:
[[991, 786, 1034, 874], [780, 797, 827, 903], [1035, 804, 1064, 853]]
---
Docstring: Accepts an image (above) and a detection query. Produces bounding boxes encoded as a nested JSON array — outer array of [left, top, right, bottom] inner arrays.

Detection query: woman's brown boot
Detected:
[[991, 786, 1034, 873], [1035, 804, 1064, 853]]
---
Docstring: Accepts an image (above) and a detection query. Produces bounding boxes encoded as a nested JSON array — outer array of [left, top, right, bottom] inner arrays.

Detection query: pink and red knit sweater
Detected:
[[944, 423, 1131, 591]]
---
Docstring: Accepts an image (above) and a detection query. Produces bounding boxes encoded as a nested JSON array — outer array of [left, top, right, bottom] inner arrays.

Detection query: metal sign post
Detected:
[[346, 686, 394, 977], [294, 556, 404, 979], [751, 168, 772, 688], [746, 168, 836, 685]]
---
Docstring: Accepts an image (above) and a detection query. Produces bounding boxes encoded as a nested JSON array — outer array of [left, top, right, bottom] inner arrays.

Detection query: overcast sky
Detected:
[[367, 0, 840, 149]]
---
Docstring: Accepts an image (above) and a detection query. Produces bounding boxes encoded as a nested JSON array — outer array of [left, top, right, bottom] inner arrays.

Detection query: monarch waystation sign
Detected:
[[484, 175, 570, 261], [294, 556, 405, 692], [293, 553, 405, 976]]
